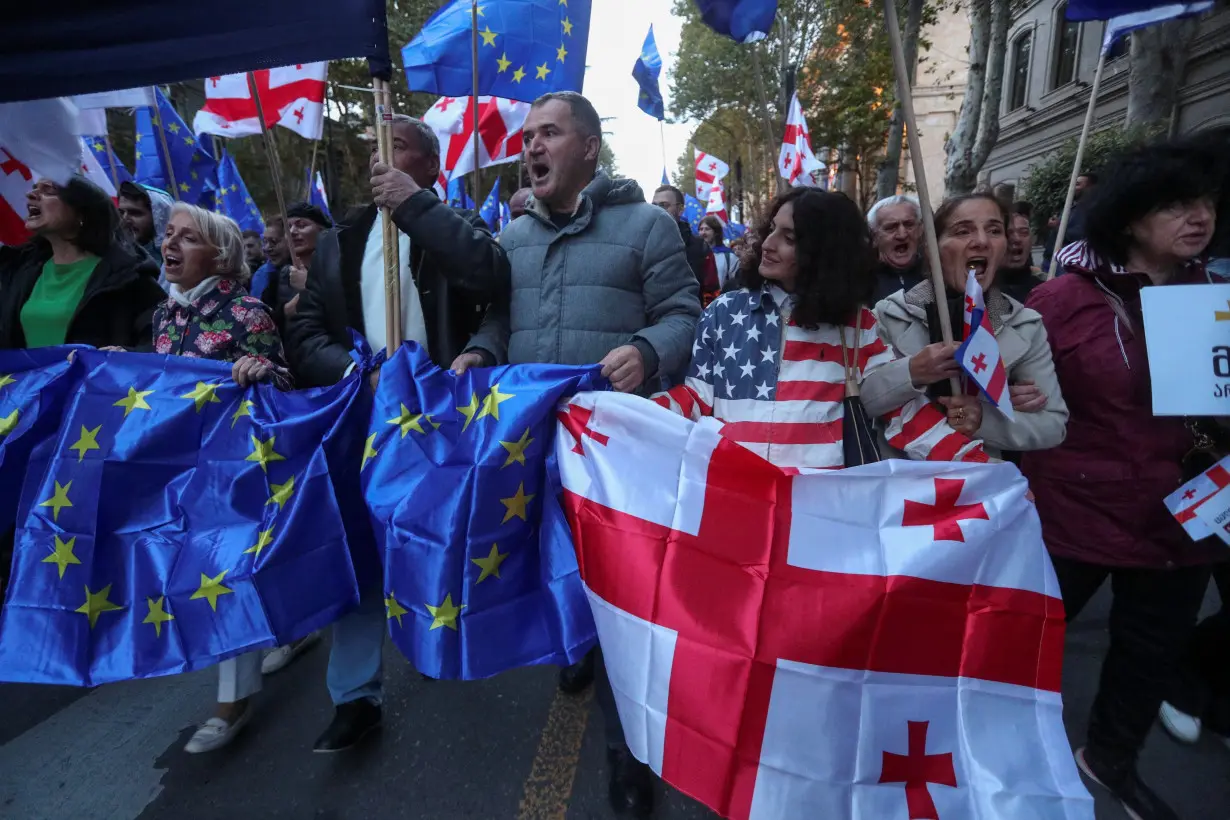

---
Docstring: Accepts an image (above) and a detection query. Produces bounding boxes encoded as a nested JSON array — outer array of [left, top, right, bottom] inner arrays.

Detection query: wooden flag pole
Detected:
[[246, 72, 299, 269], [306, 141, 320, 200], [373, 77, 402, 353], [102, 134, 122, 192], [1047, 51, 1106, 280], [659, 120, 667, 179], [470, 0, 483, 198], [150, 99, 181, 202], [882, 0, 959, 394]]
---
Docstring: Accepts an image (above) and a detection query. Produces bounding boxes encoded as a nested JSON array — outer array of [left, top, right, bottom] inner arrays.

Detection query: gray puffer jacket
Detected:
[[466, 173, 700, 384]]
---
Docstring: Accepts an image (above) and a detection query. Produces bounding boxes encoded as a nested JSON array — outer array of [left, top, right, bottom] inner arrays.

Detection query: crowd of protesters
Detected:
[[0, 88, 1227, 820]]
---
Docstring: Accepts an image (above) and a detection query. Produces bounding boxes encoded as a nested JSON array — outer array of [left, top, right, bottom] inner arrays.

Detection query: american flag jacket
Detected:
[[653, 286, 988, 471]]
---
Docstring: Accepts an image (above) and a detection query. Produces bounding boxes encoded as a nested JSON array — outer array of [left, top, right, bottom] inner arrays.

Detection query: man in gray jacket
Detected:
[[452, 91, 699, 817]]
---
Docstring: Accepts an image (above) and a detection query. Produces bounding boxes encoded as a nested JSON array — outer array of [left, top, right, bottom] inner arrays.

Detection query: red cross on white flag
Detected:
[[422, 95, 530, 183], [557, 392, 1093, 820], [194, 62, 328, 140], [779, 92, 823, 187], [694, 148, 729, 203]]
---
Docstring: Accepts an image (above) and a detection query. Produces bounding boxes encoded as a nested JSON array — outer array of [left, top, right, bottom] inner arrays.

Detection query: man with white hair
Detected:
[[867, 194, 926, 303]]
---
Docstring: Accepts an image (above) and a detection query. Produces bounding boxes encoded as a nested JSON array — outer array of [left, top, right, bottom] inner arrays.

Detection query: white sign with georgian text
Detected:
[[1141, 283, 1230, 416]]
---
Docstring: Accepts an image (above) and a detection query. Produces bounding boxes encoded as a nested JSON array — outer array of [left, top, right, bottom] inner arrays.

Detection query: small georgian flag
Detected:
[[956, 271, 1014, 420]]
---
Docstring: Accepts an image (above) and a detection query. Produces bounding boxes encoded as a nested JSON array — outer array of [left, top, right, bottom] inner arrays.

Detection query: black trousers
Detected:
[[1053, 555, 1211, 765], [1169, 563, 1230, 735]]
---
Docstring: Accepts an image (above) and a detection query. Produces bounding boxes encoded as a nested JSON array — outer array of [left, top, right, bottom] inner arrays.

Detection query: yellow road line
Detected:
[[517, 688, 593, 820]]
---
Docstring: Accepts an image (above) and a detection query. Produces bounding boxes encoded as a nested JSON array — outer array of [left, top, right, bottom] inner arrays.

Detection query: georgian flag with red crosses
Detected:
[[957, 270, 1015, 421], [556, 391, 1092, 820]]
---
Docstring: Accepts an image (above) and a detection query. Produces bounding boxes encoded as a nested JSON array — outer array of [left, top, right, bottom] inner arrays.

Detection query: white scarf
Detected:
[[168, 275, 222, 308]]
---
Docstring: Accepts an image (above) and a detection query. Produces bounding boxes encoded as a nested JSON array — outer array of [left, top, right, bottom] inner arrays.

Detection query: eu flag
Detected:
[[82, 138, 133, 186], [401, 0, 592, 104], [479, 177, 501, 232], [217, 150, 264, 234], [363, 344, 603, 679], [309, 171, 333, 223], [1065, 0, 1199, 19], [0, 348, 369, 685], [695, 0, 778, 43], [683, 194, 706, 232], [633, 25, 665, 121], [447, 176, 474, 210], [135, 88, 218, 206], [499, 200, 512, 232]]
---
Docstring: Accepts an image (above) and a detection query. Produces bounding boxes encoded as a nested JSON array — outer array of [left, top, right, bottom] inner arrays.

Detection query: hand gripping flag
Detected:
[[633, 26, 666, 121], [557, 391, 1093, 820], [216, 150, 264, 234], [0, 348, 372, 685], [956, 271, 1014, 421], [402, 0, 592, 104], [479, 177, 502, 232], [135, 89, 217, 205], [1165, 455, 1230, 541], [194, 64, 329, 141], [362, 344, 603, 679], [779, 92, 823, 187], [694, 148, 729, 203], [694, 0, 779, 43], [424, 95, 529, 183]]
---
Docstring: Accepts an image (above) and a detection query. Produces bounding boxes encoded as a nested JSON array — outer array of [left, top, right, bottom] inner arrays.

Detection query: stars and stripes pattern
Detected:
[[654, 288, 987, 471]]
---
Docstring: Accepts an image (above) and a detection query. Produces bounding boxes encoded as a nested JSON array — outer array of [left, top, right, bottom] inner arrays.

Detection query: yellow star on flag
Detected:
[[191, 570, 233, 611], [76, 584, 123, 628], [499, 428, 534, 468], [536, 63, 552, 81], [497, 53, 512, 73], [190, 169, 199, 181], [135, 149, 143, 161], [69, 424, 102, 462], [0, 373, 14, 389], [0, 408, 17, 438], [179, 182, 190, 193], [562, 16, 573, 35], [361, 433, 379, 470], [266, 476, 295, 510], [181, 382, 221, 412], [458, 392, 482, 431], [231, 399, 254, 428], [471, 543, 508, 584], [184, 135, 195, 146], [476, 3, 485, 15], [479, 25, 498, 46], [246, 434, 286, 472], [557, 43, 568, 62], [244, 527, 275, 557], [92, 140, 104, 151], [387, 404, 428, 438], [425, 593, 465, 630], [500, 482, 535, 523], [512, 66, 527, 83], [143, 596, 175, 637], [478, 383, 515, 423], [42, 535, 80, 579], [38, 480, 73, 522], [385, 591, 409, 627], [167, 121, 181, 134], [114, 386, 154, 416], [559, 0, 567, 5]]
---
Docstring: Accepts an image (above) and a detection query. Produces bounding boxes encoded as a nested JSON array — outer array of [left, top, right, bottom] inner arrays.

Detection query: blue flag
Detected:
[[217, 150, 264, 234], [0, 348, 373, 685], [135, 89, 218, 206], [726, 221, 748, 240], [401, 0, 592, 104], [662, 169, 670, 186], [363, 344, 602, 679], [447, 176, 474, 210], [694, 0, 778, 43], [500, 200, 512, 232], [82, 138, 133, 186], [633, 25, 665, 120], [1065, 0, 1200, 19], [683, 194, 706, 232], [479, 177, 502, 231], [309, 171, 333, 222]]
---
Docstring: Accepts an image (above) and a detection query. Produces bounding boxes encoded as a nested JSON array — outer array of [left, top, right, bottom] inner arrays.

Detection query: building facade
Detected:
[[982, 3, 1229, 191], [902, 5, 971, 204]]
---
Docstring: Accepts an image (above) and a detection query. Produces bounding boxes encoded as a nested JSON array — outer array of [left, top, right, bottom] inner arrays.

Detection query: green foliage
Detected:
[[598, 142, 619, 178], [1017, 124, 1165, 230]]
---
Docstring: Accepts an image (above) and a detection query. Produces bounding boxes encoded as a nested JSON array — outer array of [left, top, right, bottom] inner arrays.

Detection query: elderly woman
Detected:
[[875, 193, 1068, 459], [0, 176, 164, 350], [1022, 140, 1226, 820], [867, 194, 926, 303]]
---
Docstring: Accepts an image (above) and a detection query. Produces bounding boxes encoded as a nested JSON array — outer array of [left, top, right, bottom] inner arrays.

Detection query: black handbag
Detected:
[[839, 322, 882, 468], [1181, 417, 1230, 482]]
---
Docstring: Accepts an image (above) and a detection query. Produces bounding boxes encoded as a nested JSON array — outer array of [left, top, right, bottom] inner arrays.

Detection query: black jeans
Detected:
[[593, 647, 627, 751], [1170, 564, 1230, 735], [1053, 555, 1212, 765]]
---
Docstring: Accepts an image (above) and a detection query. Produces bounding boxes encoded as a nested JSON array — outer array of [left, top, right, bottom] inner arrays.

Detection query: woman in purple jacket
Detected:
[[1022, 139, 1225, 820]]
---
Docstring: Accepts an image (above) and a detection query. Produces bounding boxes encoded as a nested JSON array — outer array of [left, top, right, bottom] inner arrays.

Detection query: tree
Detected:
[[1125, 18, 1200, 129], [598, 142, 619, 178], [943, 0, 1010, 195], [875, 0, 927, 200]]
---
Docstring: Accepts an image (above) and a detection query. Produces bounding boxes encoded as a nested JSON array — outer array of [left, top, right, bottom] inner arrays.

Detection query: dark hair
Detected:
[[744, 187, 876, 330], [1078, 171, 1098, 185], [33, 177, 121, 258], [655, 184, 684, 207], [264, 215, 284, 232], [934, 192, 1010, 237], [117, 180, 151, 209], [241, 229, 262, 240], [1084, 139, 1222, 265], [699, 214, 725, 244], [1185, 127, 1230, 258], [532, 91, 602, 147], [284, 201, 332, 229], [1012, 201, 1033, 220]]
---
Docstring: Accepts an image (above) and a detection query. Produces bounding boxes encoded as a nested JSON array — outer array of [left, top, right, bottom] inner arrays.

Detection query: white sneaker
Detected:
[[1159, 701, 1201, 744], [184, 710, 251, 754], [260, 632, 320, 675]]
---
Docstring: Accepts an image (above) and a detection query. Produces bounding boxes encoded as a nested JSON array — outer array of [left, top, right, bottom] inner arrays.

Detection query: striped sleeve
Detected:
[[882, 396, 988, 463], [652, 303, 718, 420]]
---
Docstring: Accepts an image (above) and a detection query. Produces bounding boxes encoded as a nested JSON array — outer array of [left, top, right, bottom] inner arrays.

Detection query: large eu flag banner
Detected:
[[363, 345, 602, 679], [0, 349, 370, 685]]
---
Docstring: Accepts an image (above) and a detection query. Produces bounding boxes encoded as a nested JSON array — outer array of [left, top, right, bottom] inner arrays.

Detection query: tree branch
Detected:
[[971, 0, 1010, 174], [943, 0, 992, 195]]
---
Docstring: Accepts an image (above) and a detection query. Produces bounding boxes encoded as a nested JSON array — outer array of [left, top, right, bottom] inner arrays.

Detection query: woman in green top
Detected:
[[0, 176, 164, 350]]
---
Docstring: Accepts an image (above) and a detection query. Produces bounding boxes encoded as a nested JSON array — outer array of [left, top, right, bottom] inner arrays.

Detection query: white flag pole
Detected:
[[1046, 52, 1106, 280]]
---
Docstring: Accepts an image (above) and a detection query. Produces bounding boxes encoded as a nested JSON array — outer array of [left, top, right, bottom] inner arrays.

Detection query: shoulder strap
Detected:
[[838, 312, 863, 398]]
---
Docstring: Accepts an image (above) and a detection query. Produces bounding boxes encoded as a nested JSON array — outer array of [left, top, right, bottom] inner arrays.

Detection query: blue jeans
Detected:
[[326, 587, 385, 705]]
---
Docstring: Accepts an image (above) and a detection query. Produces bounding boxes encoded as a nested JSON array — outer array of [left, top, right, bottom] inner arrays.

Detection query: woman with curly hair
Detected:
[[654, 186, 986, 470]]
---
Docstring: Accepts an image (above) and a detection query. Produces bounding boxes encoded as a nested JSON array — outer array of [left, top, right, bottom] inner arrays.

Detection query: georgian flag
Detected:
[[694, 148, 729, 203], [0, 98, 82, 245], [957, 271, 1014, 420], [1165, 455, 1230, 540], [422, 95, 528, 183], [556, 391, 1092, 820], [705, 180, 728, 224], [194, 63, 328, 140], [778, 92, 823, 187]]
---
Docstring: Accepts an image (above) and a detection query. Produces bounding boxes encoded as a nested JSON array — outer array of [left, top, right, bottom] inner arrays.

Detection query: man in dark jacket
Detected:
[[652, 184, 710, 290], [867, 194, 926, 303], [285, 114, 508, 752]]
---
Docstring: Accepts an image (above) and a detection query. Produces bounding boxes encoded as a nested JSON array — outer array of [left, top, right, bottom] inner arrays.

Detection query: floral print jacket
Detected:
[[153, 277, 293, 390]]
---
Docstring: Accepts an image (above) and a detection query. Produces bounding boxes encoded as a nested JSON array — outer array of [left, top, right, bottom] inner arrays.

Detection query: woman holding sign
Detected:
[[1022, 138, 1225, 820]]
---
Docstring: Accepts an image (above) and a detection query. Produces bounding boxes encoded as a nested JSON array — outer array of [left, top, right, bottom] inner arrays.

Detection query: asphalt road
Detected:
[[1, 585, 1227, 820]]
